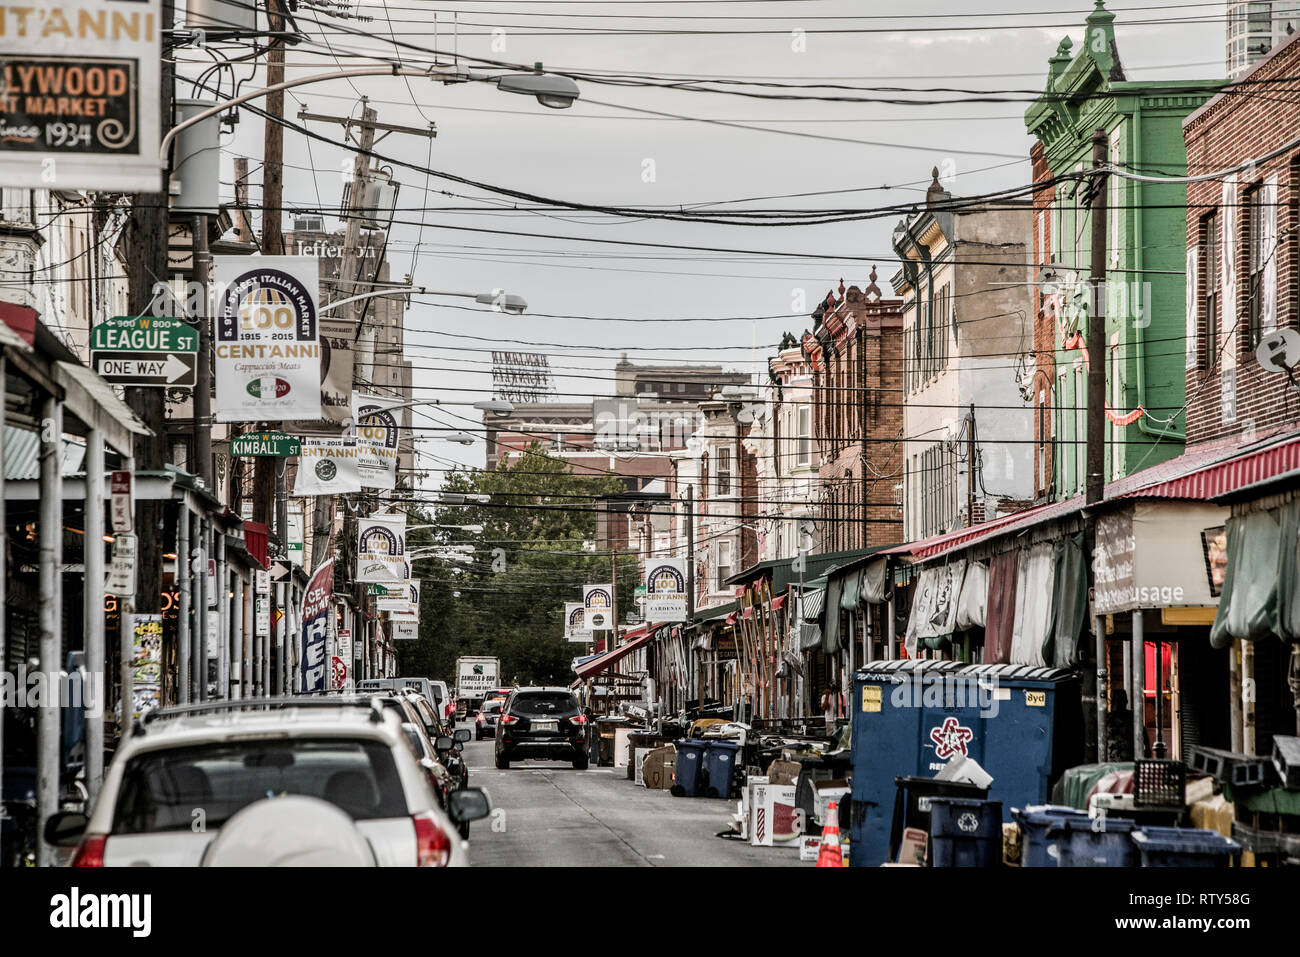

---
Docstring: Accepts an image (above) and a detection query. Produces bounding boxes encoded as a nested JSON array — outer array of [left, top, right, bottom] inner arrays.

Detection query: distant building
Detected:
[[1227, 1, 1300, 79]]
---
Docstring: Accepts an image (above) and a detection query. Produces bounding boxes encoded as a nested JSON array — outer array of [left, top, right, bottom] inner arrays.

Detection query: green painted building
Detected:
[[1025, 1, 1216, 496]]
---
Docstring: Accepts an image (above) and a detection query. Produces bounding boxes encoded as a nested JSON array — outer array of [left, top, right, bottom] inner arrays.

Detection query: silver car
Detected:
[[44, 698, 489, 867]]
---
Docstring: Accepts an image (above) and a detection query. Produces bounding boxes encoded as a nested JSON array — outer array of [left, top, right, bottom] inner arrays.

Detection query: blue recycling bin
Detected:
[[850, 660, 1081, 868], [929, 797, 1003, 867], [1014, 806, 1136, 867], [701, 741, 741, 799], [670, 740, 709, 797], [1131, 827, 1241, 867]]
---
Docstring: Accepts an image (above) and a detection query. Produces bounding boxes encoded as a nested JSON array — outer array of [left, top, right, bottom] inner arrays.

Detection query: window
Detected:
[[715, 539, 733, 589], [1074, 364, 1086, 494], [716, 446, 731, 495], [796, 405, 811, 467], [1248, 187, 1266, 345], [1202, 211, 1219, 368]]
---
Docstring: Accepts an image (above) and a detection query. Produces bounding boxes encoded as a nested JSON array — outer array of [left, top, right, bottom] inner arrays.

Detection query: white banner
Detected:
[[645, 558, 687, 623], [293, 438, 362, 495], [376, 581, 409, 611], [357, 513, 407, 583], [565, 602, 592, 642], [0, 0, 162, 192], [287, 317, 356, 431], [392, 620, 418, 641], [214, 256, 322, 422], [352, 391, 401, 490], [584, 584, 614, 632]]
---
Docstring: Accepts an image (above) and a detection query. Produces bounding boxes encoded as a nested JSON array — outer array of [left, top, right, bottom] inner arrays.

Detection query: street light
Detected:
[[320, 287, 527, 317], [407, 524, 484, 534], [446, 431, 476, 446], [358, 397, 514, 417], [437, 492, 491, 505], [493, 69, 580, 109]]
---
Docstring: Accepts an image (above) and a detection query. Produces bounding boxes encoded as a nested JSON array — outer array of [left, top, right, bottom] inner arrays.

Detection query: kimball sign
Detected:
[[0, 0, 163, 192], [229, 431, 301, 457]]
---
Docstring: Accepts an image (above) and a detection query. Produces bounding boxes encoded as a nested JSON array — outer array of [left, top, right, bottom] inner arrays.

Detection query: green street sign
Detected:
[[90, 316, 198, 354], [229, 431, 302, 457], [634, 585, 646, 597]]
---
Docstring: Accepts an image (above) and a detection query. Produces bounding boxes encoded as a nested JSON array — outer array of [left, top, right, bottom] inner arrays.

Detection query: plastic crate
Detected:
[[1133, 759, 1186, 808], [1131, 827, 1241, 867], [929, 798, 1003, 868]]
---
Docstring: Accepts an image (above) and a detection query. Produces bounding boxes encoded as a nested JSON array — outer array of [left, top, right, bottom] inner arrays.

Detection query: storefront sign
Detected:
[[1092, 511, 1136, 616], [352, 391, 401, 490], [0, 1, 162, 192], [299, 559, 333, 693], [1094, 502, 1229, 614], [356, 513, 406, 583], [644, 558, 686, 623], [584, 584, 613, 631], [392, 621, 418, 641], [293, 437, 361, 495], [214, 256, 321, 422]]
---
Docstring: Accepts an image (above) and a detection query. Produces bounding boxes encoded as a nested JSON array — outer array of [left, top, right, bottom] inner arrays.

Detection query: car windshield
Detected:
[[511, 694, 577, 716], [112, 738, 408, 833], [485, 701, 504, 714]]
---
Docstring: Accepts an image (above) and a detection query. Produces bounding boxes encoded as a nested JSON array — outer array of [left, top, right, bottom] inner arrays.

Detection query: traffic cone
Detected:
[[816, 801, 843, 867]]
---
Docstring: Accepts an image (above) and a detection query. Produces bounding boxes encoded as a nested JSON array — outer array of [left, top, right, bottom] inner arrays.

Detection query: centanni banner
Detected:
[[293, 437, 361, 495], [584, 584, 613, 632], [214, 256, 321, 422], [356, 513, 407, 583], [645, 558, 687, 623], [352, 391, 401, 490], [565, 602, 591, 643], [299, 559, 333, 693]]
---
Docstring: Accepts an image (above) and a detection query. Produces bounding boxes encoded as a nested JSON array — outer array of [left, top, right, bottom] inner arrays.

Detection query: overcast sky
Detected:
[[191, 1, 1225, 483]]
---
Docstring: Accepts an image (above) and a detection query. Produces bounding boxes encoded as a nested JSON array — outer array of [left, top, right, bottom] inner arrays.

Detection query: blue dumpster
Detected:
[[670, 740, 709, 797], [929, 797, 1002, 867], [1014, 806, 1136, 866], [850, 660, 1081, 868], [1131, 827, 1241, 867], [701, 741, 741, 799]]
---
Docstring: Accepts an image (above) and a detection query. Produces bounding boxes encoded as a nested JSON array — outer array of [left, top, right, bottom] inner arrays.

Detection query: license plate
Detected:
[[533, 720, 557, 732]]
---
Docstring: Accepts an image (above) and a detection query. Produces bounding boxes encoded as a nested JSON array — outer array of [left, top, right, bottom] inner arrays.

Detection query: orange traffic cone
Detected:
[[816, 801, 843, 867]]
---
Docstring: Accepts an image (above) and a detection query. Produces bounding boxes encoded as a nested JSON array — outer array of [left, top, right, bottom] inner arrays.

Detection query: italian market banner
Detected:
[[356, 512, 407, 583], [383, 580, 420, 619], [565, 602, 591, 643], [214, 256, 321, 422], [584, 584, 614, 632], [287, 317, 356, 431], [299, 559, 333, 693], [293, 437, 361, 495], [645, 558, 687, 623], [0, 0, 162, 192], [376, 581, 409, 612], [352, 391, 401, 490]]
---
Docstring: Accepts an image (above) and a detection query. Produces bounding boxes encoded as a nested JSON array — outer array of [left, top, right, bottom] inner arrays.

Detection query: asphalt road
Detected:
[[459, 737, 805, 867]]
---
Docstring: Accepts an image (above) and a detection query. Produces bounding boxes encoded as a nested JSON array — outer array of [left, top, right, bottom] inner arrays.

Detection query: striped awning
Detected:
[[800, 587, 826, 623]]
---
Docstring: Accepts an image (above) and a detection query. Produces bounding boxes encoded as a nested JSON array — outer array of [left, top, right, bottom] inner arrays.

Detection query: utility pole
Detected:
[[232, 157, 254, 244], [966, 404, 976, 527], [193, 214, 214, 491], [684, 485, 696, 622]]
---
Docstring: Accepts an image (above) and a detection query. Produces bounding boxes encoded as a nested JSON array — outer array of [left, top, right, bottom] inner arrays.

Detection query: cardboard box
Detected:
[[897, 827, 927, 866], [813, 782, 851, 827], [633, 748, 650, 786], [766, 760, 802, 786], [799, 835, 823, 862], [641, 746, 676, 790], [750, 784, 800, 847]]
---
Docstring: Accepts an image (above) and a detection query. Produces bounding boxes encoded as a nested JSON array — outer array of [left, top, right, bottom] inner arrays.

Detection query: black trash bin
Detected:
[[889, 776, 990, 865]]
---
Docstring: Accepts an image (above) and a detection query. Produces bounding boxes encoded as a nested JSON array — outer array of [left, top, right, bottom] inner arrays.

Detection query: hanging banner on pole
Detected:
[[356, 513, 407, 583], [565, 602, 592, 642], [392, 621, 418, 641], [287, 317, 356, 431], [213, 256, 322, 422], [584, 584, 614, 632], [352, 391, 401, 490], [0, 0, 162, 192], [299, 558, 333, 693], [645, 558, 687, 623], [293, 437, 361, 495]]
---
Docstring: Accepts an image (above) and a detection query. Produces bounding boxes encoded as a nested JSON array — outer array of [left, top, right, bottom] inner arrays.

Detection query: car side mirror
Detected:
[[447, 787, 491, 826], [454, 728, 471, 744], [44, 811, 89, 848], [435, 735, 453, 751]]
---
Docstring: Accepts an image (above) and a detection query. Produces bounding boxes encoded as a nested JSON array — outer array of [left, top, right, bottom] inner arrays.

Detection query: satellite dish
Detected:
[[1256, 328, 1300, 375]]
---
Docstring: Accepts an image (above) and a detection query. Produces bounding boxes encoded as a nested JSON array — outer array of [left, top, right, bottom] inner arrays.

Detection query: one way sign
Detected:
[[94, 352, 196, 388], [269, 560, 292, 583]]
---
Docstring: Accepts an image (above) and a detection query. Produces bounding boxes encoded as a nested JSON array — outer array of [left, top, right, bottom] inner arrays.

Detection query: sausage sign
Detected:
[[0, 2, 162, 192]]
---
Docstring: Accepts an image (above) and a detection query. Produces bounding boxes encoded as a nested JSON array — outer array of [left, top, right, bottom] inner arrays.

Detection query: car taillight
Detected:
[[72, 834, 107, 867], [477, 713, 484, 723], [412, 812, 452, 867], [499, 713, 519, 725], [570, 714, 588, 725]]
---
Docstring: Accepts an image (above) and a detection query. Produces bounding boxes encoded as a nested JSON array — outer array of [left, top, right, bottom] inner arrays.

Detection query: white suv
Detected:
[[45, 698, 489, 867]]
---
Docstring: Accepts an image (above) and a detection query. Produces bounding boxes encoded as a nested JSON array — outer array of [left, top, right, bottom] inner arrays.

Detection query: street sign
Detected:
[[106, 534, 137, 597], [91, 316, 198, 388], [230, 431, 303, 458], [110, 471, 133, 533], [207, 559, 217, 607], [269, 560, 292, 583], [256, 569, 270, 596], [255, 596, 270, 637]]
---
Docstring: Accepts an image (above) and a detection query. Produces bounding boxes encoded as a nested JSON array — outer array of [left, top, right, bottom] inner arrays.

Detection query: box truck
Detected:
[[456, 656, 500, 713]]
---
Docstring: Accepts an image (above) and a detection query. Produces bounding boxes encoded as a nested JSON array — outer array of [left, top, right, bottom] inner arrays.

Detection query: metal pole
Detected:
[[216, 531, 228, 699], [1086, 127, 1108, 507], [37, 397, 63, 867], [1094, 614, 1108, 762], [1228, 638, 1244, 752], [84, 429, 106, 800], [1132, 610, 1145, 759], [232, 571, 244, 700], [1242, 640, 1256, 756], [195, 516, 208, 702], [1153, 637, 1166, 758], [684, 486, 695, 621], [0, 355, 6, 809], [192, 213, 214, 491], [966, 404, 976, 526], [119, 455, 136, 749], [177, 504, 191, 704]]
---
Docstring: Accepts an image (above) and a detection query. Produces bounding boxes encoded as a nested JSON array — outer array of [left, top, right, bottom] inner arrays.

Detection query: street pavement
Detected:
[[459, 738, 805, 867]]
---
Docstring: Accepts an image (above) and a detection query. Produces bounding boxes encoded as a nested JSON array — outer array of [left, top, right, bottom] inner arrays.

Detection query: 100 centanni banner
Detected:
[[214, 256, 322, 422]]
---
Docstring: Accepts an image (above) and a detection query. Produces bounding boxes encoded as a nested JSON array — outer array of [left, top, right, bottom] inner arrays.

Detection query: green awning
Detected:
[[839, 567, 862, 611], [1210, 502, 1300, 648]]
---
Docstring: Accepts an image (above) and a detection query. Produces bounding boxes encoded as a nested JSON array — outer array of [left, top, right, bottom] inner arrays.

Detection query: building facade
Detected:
[[1227, 1, 1300, 79]]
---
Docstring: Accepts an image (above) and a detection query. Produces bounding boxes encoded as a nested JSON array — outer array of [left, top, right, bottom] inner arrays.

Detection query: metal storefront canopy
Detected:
[[573, 623, 656, 679]]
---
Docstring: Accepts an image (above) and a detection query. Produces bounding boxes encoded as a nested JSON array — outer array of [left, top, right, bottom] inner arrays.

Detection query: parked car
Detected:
[[475, 698, 505, 741], [44, 698, 490, 867], [429, 680, 455, 727], [494, 688, 589, 770], [357, 677, 447, 720]]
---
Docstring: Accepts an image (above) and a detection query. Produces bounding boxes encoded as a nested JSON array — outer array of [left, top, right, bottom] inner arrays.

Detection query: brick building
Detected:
[[1030, 141, 1057, 502], [1182, 30, 1300, 449], [806, 271, 904, 553]]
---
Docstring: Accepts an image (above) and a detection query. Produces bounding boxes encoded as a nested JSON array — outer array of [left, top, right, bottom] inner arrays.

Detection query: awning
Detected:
[[54, 360, 151, 456], [573, 623, 656, 679], [800, 588, 825, 623], [1211, 499, 1300, 647]]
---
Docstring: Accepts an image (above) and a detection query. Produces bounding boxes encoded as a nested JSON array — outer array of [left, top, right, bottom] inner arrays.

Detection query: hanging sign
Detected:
[[392, 621, 418, 641], [130, 615, 163, 718], [287, 503, 304, 565], [287, 317, 357, 431], [0, 0, 162, 192], [299, 558, 333, 693], [293, 437, 361, 495], [565, 602, 592, 642], [356, 513, 407, 583], [213, 255, 321, 422], [230, 430, 301, 457], [584, 584, 614, 632], [644, 558, 687, 623], [352, 391, 401, 490]]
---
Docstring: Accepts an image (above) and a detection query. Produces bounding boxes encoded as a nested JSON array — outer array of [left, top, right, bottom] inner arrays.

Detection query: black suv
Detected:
[[494, 688, 589, 770]]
